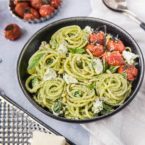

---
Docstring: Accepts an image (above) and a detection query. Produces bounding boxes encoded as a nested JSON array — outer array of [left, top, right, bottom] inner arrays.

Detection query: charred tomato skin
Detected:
[[4, 24, 21, 41], [14, 0, 30, 5], [103, 51, 125, 66], [107, 39, 125, 53], [39, 5, 55, 17], [24, 7, 40, 20], [30, 0, 44, 9], [89, 31, 105, 45], [118, 65, 138, 81], [50, 0, 61, 8], [86, 44, 104, 57], [14, 2, 29, 18]]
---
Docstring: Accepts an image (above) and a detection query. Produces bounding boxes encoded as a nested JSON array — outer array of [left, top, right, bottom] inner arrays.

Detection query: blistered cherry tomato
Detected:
[[86, 44, 104, 57], [4, 24, 21, 41], [14, 0, 19, 5], [24, 7, 40, 20], [89, 31, 105, 45], [50, 0, 61, 8], [107, 39, 125, 53], [15, 2, 29, 17], [118, 65, 138, 81], [14, 0, 29, 5], [30, 0, 44, 9], [39, 5, 55, 17], [103, 51, 125, 66]]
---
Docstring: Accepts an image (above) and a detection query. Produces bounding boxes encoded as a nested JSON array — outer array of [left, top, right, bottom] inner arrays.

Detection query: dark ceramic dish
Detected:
[[17, 17, 144, 123], [9, 0, 62, 24]]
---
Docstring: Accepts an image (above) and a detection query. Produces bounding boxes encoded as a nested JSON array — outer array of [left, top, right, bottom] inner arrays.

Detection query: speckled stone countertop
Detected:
[[0, 0, 91, 145]]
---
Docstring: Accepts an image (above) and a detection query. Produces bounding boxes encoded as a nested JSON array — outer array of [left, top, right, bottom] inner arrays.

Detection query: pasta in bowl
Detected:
[[17, 17, 144, 123]]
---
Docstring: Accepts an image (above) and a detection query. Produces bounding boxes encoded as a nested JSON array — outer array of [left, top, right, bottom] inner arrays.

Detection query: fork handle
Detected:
[[140, 22, 145, 30], [124, 9, 145, 31]]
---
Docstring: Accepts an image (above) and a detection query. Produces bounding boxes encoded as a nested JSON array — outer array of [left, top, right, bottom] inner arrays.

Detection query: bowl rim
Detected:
[[17, 17, 145, 123]]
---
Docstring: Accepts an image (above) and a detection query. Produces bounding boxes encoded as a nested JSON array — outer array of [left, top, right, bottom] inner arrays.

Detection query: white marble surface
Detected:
[[0, 0, 91, 145], [84, 0, 145, 145]]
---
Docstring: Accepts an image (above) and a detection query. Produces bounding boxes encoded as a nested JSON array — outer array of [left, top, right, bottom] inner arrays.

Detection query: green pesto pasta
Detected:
[[34, 78, 65, 109], [50, 25, 88, 50], [25, 25, 134, 120], [94, 73, 132, 106], [63, 84, 97, 119], [64, 53, 95, 81]]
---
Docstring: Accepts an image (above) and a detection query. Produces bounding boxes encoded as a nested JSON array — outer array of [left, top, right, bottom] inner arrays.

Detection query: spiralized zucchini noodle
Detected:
[[64, 53, 95, 81], [64, 84, 97, 119], [94, 73, 131, 106], [34, 78, 65, 109], [25, 25, 134, 120], [50, 25, 88, 50]]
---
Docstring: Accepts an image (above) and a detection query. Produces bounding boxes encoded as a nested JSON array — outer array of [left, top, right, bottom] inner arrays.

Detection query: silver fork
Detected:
[[103, 0, 145, 31]]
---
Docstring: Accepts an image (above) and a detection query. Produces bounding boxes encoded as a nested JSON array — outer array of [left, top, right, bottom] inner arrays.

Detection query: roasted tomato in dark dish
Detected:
[[30, 0, 44, 9], [107, 39, 125, 53], [24, 7, 40, 20], [4, 24, 21, 41], [86, 44, 104, 57], [14, 2, 29, 17], [118, 65, 138, 81], [89, 31, 105, 45], [39, 5, 55, 17], [103, 51, 125, 66], [50, 0, 61, 8]]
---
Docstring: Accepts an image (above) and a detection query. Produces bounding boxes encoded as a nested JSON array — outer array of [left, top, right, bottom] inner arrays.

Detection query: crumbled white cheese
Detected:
[[43, 68, 57, 81], [31, 131, 66, 145], [63, 74, 78, 84], [92, 58, 103, 74], [83, 26, 93, 34], [122, 50, 138, 65], [52, 110, 64, 116], [58, 43, 68, 54], [92, 99, 103, 114]]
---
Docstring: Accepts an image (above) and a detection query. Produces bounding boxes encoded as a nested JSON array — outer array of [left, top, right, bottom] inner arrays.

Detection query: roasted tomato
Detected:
[[24, 7, 40, 20], [86, 44, 104, 57], [50, 0, 61, 8], [89, 31, 105, 45], [107, 39, 125, 53], [4, 24, 21, 41], [30, 0, 44, 9], [14, 0, 29, 5], [14, 0, 19, 5], [118, 65, 138, 81], [103, 51, 125, 66], [39, 5, 55, 17], [14, 2, 29, 17]]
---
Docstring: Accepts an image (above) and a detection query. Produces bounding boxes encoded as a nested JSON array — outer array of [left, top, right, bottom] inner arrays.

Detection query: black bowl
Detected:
[[17, 17, 144, 123]]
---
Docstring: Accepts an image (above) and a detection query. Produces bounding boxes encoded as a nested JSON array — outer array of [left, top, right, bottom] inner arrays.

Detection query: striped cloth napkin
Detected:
[[82, 0, 145, 145]]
